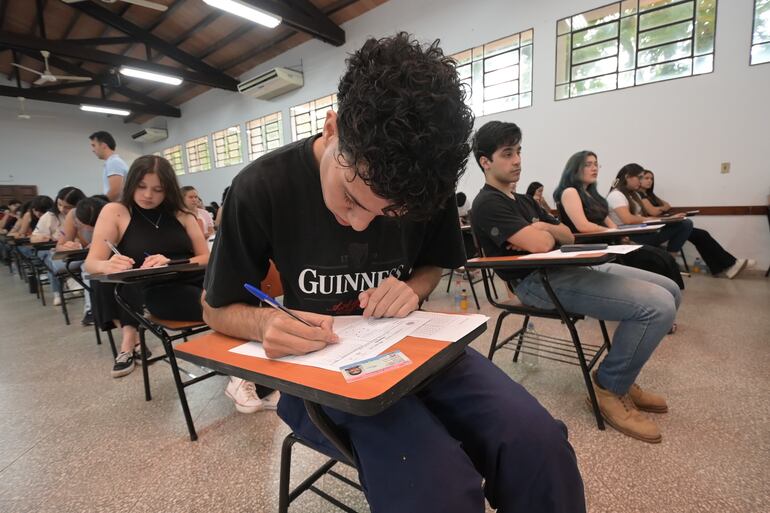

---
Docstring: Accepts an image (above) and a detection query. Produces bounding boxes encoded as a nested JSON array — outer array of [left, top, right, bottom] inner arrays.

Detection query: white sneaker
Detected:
[[224, 377, 264, 414], [52, 293, 62, 306], [746, 259, 757, 268], [260, 391, 281, 411], [724, 258, 747, 279], [66, 277, 83, 291]]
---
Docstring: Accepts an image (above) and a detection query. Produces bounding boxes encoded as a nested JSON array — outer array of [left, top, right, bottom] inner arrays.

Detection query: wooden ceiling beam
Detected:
[[238, 0, 345, 46], [66, 37, 137, 46]]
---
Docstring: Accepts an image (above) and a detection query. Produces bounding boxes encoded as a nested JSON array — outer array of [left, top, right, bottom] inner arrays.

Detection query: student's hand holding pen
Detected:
[[259, 309, 338, 358], [103, 254, 135, 273]]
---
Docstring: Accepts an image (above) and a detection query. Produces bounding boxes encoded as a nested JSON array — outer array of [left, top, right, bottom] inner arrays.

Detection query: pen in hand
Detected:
[[244, 283, 314, 327]]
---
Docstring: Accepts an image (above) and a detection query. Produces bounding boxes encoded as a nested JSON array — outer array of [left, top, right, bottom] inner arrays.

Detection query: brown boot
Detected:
[[589, 374, 662, 443], [629, 383, 668, 413]]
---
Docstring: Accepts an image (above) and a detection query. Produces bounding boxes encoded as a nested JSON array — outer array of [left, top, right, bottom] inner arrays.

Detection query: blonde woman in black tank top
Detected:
[[85, 156, 209, 378]]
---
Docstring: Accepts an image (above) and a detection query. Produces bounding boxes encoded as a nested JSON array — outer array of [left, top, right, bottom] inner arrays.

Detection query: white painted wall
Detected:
[[0, 92, 143, 198]]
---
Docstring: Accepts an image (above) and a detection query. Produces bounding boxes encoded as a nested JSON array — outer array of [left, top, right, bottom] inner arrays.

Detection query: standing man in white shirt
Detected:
[[90, 131, 128, 201]]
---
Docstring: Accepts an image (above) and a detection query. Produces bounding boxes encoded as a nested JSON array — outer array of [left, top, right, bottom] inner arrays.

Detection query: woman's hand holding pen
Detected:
[[359, 276, 419, 318], [259, 309, 338, 358], [103, 254, 134, 274], [141, 253, 170, 269]]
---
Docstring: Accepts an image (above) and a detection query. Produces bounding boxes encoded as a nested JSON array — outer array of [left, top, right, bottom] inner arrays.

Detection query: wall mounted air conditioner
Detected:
[[238, 67, 303, 100], [131, 127, 168, 143]]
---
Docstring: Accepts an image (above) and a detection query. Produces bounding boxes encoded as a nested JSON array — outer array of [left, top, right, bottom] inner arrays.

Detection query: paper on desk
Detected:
[[229, 311, 488, 371], [596, 225, 655, 234], [518, 245, 642, 259]]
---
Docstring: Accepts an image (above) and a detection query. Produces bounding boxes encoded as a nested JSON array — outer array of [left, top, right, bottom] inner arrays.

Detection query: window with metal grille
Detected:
[[161, 145, 184, 176], [290, 94, 337, 142], [185, 136, 212, 173], [212, 125, 243, 168], [246, 112, 283, 161], [751, 0, 770, 65], [450, 29, 534, 115], [555, 0, 717, 100]]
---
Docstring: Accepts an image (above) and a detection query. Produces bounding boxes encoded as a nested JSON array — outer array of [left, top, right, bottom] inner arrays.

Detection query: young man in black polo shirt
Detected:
[[203, 34, 584, 512], [471, 121, 679, 444]]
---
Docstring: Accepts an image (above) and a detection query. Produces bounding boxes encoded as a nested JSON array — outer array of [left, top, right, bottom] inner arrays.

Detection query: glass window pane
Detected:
[[622, 0, 638, 16], [639, 1, 694, 31], [485, 51, 518, 72], [750, 41, 770, 64], [573, 22, 619, 48], [694, 0, 716, 55], [521, 29, 534, 45], [485, 34, 519, 57], [637, 40, 692, 66], [754, 0, 770, 44], [639, 0, 680, 11], [520, 45, 533, 92], [453, 49, 472, 66], [556, 34, 571, 84], [572, 39, 618, 65], [571, 56, 618, 81], [558, 18, 571, 35], [555, 83, 570, 100], [635, 56, 693, 83], [457, 64, 471, 80], [485, 65, 518, 86], [484, 80, 518, 101], [619, 15, 638, 70], [639, 20, 693, 49], [570, 74, 617, 97], [483, 95, 519, 116], [520, 91, 532, 107], [693, 53, 713, 73], [572, 4, 620, 30], [618, 69, 635, 87]]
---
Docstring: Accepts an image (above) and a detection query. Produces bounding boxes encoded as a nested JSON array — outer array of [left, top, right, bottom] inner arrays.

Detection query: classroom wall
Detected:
[[0, 91, 143, 199]]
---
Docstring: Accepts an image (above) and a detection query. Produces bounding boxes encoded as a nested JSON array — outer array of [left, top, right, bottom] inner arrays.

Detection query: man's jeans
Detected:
[[514, 263, 678, 395]]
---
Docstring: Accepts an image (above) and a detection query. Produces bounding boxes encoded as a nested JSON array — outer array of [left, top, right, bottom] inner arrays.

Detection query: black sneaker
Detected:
[[133, 346, 153, 365], [81, 311, 94, 326], [111, 351, 135, 378]]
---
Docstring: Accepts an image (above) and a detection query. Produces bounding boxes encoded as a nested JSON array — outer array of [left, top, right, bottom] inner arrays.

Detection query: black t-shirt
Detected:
[[204, 135, 466, 315], [556, 187, 609, 233], [471, 184, 561, 281]]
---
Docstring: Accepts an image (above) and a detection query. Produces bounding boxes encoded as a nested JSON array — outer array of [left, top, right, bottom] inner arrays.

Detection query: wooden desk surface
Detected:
[[175, 323, 486, 416]]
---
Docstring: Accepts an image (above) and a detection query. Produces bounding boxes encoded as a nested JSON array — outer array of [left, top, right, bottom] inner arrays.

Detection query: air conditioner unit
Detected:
[[238, 67, 303, 100], [131, 127, 168, 144]]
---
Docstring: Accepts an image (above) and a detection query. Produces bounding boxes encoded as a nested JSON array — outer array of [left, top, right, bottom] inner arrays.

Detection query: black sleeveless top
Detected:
[[556, 187, 609, 233], [117, 205, 194, 268]]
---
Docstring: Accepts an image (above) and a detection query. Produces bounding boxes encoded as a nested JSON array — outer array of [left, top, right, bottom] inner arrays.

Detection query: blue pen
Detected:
[[244, 283, 314, 327]]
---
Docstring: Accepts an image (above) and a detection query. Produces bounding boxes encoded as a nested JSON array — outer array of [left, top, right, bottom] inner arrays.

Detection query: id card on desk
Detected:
[[340, 351, 412, 383]]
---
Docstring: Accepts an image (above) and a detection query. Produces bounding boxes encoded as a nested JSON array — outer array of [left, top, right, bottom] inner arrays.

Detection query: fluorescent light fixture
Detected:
[[80, 104, 131, 116], [119, 66, 183, 86], [203, 0, 281, 28]]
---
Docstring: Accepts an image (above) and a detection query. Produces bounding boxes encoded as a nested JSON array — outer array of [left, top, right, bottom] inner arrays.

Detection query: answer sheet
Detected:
[[229, 311, 488, 371], [518, 245, 642, 259]]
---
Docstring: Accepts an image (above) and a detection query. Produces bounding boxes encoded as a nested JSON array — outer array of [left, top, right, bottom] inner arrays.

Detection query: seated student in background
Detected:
[[32, 187, 87, 306], [214, 186, 229, 228], [6, 200, 35, 238], [638, 169, 750, 278], [14, 195, 53, 269], [56, 195, 108, 325], [471, 121, 679, 444], [555, 151, 684, 290], [1, 199, 22, 233], [456, 191, 470, 223], [181, 186, 215, 238], [85, 156, 209, 378], [203, 34, 585, 512], [525, 181, 553, 212], [607, 164, 693, 258]]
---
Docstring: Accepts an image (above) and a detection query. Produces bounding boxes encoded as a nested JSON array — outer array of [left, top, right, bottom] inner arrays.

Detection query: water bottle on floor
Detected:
[[459, 289, 469, 311], [522, 320, 539, 368]]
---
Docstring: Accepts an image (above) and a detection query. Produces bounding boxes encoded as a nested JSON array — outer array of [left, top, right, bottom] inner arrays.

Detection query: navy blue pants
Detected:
[[278, 348, 585, 513]]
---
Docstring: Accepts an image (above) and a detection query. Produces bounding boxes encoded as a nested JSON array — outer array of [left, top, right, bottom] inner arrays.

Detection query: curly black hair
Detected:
[[336, 32, 474, 220]]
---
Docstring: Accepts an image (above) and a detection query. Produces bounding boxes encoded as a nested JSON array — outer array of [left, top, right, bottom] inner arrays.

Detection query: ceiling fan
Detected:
[[61, 0, 168, 12], [4, 97, 57, 120], [11, 50, 92, 85]]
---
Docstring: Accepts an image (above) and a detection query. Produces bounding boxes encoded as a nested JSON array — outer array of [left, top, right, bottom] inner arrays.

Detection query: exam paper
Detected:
[[229, 311, 488, 371], [519, 245, 642, 260]]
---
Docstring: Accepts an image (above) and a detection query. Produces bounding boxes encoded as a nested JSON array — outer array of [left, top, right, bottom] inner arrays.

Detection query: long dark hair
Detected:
[[525, 181, 543, 197], [51, 187, 79, 215], [641, 170, 664, 207], [554, 151, 608, 210], [611, 163, 645, 215], [75, 196, 108, 227], [121, 155, 191, 216]]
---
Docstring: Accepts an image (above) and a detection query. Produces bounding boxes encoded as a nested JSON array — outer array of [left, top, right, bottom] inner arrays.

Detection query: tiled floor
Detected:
[[0, 268, 768, 512]]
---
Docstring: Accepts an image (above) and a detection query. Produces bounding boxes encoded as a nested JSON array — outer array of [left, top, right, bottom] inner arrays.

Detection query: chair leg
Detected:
[[59, 276, 70, 325], [162, 334, 198, 441], [464, 269, 481, 310], [445, 269, 454, 293], [278, 434, 299, 513], [140, 328, 152, 402], [599, 320, 612, 351], [512, 315, 529, 363], [680, 249, 690, 273], [488, 312, 510, 361], [488, 270, 499, 299], [106, 329, 117, 359]]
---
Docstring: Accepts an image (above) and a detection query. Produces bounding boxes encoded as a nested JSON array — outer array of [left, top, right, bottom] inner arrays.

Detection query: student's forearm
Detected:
[[405, 266, 443, 301], [534, 222, 574, 244], [202, 295, 269, 341], [106, 188, 121, 202], [29, 234, 50, 244]]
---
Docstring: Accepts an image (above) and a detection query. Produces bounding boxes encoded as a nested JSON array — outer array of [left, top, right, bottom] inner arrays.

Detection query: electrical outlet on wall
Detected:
[[720, 162, 730, 174]]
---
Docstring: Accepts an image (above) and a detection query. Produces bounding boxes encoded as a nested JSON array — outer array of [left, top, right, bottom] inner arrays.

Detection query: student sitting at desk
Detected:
[[181, 186, 215, 238], [638, 169, 750, 278], [56, 195, 108, 325], [471, 121, 679, 444], [525, 181, 553, 213], [203, 33, 585, 513], [85, 156, 209, 378], [32, 187, 87, 306], [555, 151, 684, 289]]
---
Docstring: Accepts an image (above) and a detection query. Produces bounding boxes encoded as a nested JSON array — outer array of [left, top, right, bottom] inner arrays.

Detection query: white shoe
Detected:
[[746, 259, 757, 268], [724, 258, 747, 279], [52, 293, 62, 306], [66, 277, 83, 291], [225, 377, 266, 414], [260, 391, 281, 411]]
